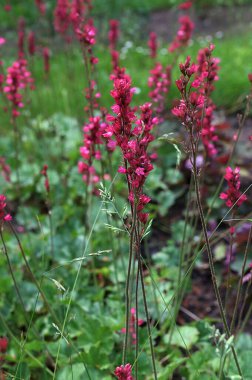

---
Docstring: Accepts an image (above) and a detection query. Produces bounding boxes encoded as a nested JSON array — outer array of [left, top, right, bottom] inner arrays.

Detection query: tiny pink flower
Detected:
[[118, 166, 127, 174]]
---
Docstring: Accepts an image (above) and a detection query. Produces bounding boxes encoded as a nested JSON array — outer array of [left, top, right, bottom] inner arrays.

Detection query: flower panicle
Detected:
[[148, 62, 171, 119], [172, 47, 220, 158], [104, 69, 156, 225], [0, 195, 12, 222], [220, 166, 247, 208], [4, 59, 34, 118], [148, 32, 158, 59], [114, 363, 134, 380]]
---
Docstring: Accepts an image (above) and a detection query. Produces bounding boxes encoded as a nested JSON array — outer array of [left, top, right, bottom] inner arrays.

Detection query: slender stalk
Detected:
[[231, 226, 252, 333], [122, 204, 137, 365], [0, 313, 54, 377], [13, 116, 21, 189], [0, 229, 29, 324], [135, 256, 140, 380], [224, 212, 235, 312], [191, 141, 243, 378], [205, 93, 251, 221], [144, 237, 160, 321], [48, 209, 54, 259], [139, 257, 157, 380], [169, 174, 193, 342], [8, 221, 60, 326], [239, 297, 252, 334]]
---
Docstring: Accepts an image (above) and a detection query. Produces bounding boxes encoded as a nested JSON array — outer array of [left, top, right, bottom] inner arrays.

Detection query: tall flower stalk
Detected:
[[105, 71, 158, 379], [172, 54, 243, 377]]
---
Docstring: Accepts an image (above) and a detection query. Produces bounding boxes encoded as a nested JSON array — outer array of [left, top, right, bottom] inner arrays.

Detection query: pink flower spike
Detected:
[[220, 167, 247, 208], [114, 363, 134, 380], [178, 1, 193, 10], [0, 194, 12, 223], [0, 37, 6, 46]]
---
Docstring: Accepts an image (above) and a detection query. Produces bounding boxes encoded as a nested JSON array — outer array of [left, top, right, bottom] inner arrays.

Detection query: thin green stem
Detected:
[[122, 204, 137, 365], [0, 313, 54, 378], [191, 141, 243, 378], [224, 211, 235, 313], [139, 258, 157, 380], [231, 226, 252, 333], [135, 257, 140, 380]]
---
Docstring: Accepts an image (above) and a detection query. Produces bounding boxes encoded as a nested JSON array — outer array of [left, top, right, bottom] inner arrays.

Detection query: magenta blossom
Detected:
[[220, 167, 247, 208], [28, 32, 36, 56], [121, 308, 144, 345], [35, 0, 46, 15], [179, 1, 193, 10], [105, 71, 156, 225], [4, 59, 34, 117], [54, 0, 71, 35], [114, 363, 134, 380], [0, 157, 11, 182], [0, 37, 6, 46], [148, 32, 158, 59], [148, 62, 171, 118], [169, 15, 194, 53], [109, 19, 120, 50], [0, 195, 12, 222], [43, 47, 50, 74]]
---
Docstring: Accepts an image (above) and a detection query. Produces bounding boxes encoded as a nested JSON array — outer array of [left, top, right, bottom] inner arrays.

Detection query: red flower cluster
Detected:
[[35, 0, 46, 15], [76, 19, 96, 45], [4, 4, 11, 12], [109, 20, 120, 50], [172, 56, 204, 124], [4, 59, 34, 117], [43, 47, 50, 74], [105, 72, 157, 224], [76, 18, 99, 69], [220, 167, 247, 208], [148, 32, 158, 59], [148, 62, 171, 118], [54, 0, 92, 36], [0, 157, 11, 182], [172, 52, 220, 159], [0, 37, 5, 46], [169, 15, 194, 53], [78, 116, 105, 185], [41, 164, 50, 193], [121, 308, 144, 345], [178, 0, 193, 10], [0, 337, 8, 353], [54, 0, 71, 35], [28, 32, 36, 56], [114, 363, 134, 380], [18, 17, 25, 59], [195, 45, 220, 157], [196, 44, 220, 95], [0, 195, 12, 222]]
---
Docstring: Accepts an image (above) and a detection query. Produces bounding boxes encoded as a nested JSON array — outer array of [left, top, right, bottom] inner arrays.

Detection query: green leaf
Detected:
[[165, 325, 199, 349], [158, 358, 186, 379]]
